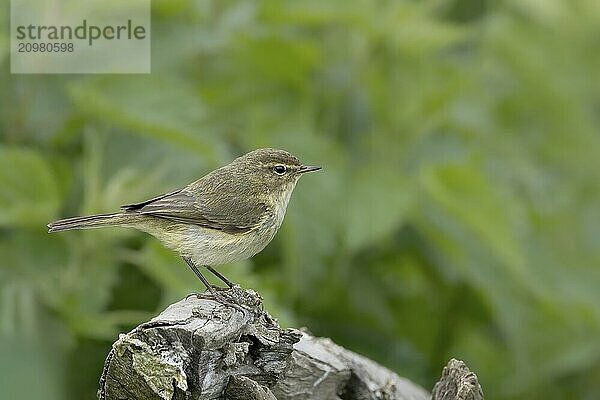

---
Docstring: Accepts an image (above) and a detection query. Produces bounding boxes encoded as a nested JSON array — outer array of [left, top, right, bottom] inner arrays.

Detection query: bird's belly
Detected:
[[135, 209, 284, 266], [145, 222, 277, 266], [187, 227, 273, 265]]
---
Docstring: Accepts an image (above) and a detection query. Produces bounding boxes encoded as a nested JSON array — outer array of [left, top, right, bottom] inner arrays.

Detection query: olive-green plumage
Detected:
[[47, 148, 320, 290]]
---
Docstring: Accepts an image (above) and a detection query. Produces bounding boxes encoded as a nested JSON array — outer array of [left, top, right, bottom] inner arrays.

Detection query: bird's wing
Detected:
[[121, 186, 268, 234]]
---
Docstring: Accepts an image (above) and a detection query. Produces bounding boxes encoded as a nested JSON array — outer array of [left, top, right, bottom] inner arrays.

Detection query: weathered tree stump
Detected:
[[98, 287, 482, 400]]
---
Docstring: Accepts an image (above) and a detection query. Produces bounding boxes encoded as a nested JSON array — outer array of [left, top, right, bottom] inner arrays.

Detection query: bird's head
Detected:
[[231, 148, 321, 199]]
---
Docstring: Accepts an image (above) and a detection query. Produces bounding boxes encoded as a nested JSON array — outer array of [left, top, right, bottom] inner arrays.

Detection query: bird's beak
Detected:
[[299, 165, 322, 174]]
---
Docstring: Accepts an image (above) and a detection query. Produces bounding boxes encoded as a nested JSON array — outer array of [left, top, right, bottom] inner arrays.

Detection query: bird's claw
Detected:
[[185, 289, 250, 314]]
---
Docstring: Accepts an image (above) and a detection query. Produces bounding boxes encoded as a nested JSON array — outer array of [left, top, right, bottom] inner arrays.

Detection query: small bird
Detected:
[[48, 148, 320, 296]]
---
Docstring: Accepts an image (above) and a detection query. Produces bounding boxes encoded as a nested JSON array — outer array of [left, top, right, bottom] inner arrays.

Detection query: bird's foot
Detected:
[[184, 284, 227, 299], [186, 287, 250, 314]]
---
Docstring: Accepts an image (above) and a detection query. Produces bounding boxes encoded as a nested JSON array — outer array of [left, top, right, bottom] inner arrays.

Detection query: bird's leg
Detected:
[[183, 257, 246, 312], [183, 257, 219, 295], [206, 265, 235, 288]]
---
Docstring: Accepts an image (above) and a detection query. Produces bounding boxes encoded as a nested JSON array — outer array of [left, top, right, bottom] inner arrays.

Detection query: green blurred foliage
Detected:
[[2, 0, 600, 398]]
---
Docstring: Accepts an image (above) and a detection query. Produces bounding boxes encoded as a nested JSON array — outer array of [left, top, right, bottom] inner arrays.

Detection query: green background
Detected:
[[1, 0, 600, 398]]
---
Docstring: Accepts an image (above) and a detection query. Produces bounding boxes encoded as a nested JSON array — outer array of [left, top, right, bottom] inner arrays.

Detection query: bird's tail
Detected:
[[47, 213, 134, 233]]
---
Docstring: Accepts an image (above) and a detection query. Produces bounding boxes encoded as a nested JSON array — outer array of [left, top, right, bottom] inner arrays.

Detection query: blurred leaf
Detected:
[[0, 147, 60, 227], [0, 336, 64, 400], [0, 34, 7, 65], [131, 241, 193, 295], [67, 76, 218, 157], [345, 166, 414, 251], [419, 162, 537, 292], [233, 34, 320, 88], [67, 310, 153, 340]]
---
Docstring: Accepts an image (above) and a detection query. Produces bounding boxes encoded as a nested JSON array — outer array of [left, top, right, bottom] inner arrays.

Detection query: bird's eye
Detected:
[[273, 164, 287, 175]]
